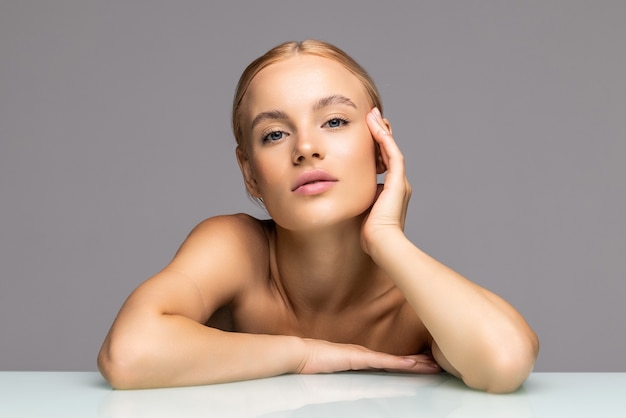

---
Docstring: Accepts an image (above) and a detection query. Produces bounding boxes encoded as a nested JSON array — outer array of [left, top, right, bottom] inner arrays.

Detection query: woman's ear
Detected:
[[236, 146, 261, 198]]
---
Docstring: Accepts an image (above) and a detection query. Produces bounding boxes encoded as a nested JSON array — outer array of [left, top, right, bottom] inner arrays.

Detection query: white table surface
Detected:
[[0, 372, 624, 417]]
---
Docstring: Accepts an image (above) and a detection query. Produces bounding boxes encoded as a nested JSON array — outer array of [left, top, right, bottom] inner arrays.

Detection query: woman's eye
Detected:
[[325, 118, 348, 129], [263, 131, 285, 142]]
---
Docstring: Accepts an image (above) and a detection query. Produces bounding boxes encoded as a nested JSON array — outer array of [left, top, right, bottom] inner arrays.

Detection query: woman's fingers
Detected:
[[350, 347, 441, 375], [366, 108, 409, 193], [298, 339, 440, 375], [367, 109, 391, 170], [385, 353, 442, 374], [367, 108, 404, 175]]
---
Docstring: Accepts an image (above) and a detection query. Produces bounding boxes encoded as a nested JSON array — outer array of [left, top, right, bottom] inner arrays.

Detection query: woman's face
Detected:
[[237, 55, 382, 231]]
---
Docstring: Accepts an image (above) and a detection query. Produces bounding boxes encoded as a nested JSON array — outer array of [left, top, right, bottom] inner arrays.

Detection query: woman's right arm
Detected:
[[97, 215, 437, 389], [97, 214, 306, 388]]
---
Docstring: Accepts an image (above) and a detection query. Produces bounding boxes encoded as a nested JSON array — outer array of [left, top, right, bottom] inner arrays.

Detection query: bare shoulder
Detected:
[[103, 214, 271, 342], [169, 213, 270, 279], [179, 213, 269, 252], [102, 213, 272, 327]]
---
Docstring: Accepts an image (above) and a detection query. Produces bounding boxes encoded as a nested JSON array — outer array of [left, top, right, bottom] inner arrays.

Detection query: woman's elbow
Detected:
[[97, 336, 153, 390], [482, 354, 536, 393], [473, 333, 540, 394]]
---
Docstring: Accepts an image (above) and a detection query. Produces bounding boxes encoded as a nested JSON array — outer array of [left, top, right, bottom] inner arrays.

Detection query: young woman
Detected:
[[98, 40, 539, 393]]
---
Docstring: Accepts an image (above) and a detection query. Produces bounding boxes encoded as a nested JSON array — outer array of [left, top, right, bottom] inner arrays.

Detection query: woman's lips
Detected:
[[292, 169, 338, 195], [293, 181, 337, 195]]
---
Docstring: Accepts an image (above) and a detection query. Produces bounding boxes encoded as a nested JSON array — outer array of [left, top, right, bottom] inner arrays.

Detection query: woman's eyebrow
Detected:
[[250, 110, 289, 130], [314, 94, 357, 111]]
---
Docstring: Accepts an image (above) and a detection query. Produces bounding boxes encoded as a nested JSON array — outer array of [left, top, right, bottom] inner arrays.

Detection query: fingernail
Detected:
[[373, 107, 381, 118]]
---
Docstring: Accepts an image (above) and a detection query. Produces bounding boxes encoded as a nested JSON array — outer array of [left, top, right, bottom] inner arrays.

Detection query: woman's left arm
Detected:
[[362, 108, 539, 394]]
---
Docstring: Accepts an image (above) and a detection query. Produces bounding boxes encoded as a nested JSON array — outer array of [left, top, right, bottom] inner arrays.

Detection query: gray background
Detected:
[[1, 1, 624, 372]]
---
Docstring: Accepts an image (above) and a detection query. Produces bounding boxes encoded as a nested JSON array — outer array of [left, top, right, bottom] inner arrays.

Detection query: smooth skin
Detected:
[[98, 55, 538, 393]]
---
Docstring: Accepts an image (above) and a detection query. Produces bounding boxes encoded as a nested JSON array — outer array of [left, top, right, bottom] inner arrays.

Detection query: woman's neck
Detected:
[[271, 216, 383, 315]]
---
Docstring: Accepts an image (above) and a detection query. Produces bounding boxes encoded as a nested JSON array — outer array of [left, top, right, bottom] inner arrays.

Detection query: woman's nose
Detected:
[[292, 131, 325, 164]]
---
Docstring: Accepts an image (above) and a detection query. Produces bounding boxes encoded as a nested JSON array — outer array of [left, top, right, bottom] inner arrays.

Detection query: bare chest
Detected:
[[229, 282, 430, 356]]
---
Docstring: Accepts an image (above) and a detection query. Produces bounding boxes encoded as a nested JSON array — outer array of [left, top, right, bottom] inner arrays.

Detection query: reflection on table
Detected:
[[1, 372, 625, 417]]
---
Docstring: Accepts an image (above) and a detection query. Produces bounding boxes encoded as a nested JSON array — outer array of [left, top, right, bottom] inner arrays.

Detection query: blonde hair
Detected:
[[231, 40, 383, 151]]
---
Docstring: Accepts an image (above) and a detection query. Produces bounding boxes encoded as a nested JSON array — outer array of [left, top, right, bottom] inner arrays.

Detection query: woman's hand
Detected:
[[295, 338, 441, 375], [361, 107, 412, 256]]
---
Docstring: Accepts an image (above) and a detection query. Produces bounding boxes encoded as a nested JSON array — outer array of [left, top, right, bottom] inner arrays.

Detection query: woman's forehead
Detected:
[[244, 55, 369, 112]]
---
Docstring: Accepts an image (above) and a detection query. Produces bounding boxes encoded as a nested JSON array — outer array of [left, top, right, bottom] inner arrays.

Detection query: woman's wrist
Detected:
[[365, 228, 411, 266]]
